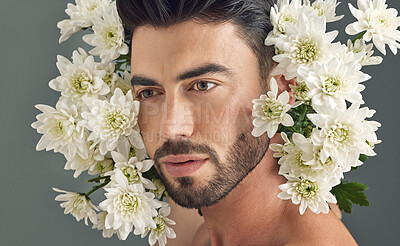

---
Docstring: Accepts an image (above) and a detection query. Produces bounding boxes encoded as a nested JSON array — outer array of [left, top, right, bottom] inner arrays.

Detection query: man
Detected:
[[116, 0, 356, 245]]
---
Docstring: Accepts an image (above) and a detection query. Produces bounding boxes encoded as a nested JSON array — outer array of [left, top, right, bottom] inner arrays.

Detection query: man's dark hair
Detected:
[[116, 0, 276, 90]]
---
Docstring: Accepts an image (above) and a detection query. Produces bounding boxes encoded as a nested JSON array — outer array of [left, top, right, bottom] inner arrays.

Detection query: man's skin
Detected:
[[130, 20, 356, 245]]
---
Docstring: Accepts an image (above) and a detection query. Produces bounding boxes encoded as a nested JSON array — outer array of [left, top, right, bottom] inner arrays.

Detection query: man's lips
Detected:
[[161, 154, 208, 177], [161, 154, 208, 164]]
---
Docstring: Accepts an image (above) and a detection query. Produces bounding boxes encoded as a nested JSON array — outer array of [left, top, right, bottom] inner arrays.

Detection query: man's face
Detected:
[[131, 21, 269, 208]]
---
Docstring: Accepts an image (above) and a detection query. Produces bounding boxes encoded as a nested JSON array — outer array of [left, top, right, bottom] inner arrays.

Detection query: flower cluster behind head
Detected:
[[254, 0, 398, 215], [32, 1, 174, 244]]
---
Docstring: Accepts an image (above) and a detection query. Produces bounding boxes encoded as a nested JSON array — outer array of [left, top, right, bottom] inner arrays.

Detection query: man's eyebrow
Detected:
[[131, 75, 161, 87], [177, 63, 232, 81], [131, 63, 232, 86]]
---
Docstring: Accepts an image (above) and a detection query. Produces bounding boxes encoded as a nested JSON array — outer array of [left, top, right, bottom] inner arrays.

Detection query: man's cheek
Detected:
[[139, 102, 161, 125], [140, 131, 162, 156]]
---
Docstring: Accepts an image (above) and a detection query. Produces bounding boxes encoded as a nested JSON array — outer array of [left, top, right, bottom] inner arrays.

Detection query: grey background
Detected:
[[0, 0, 399, 245]]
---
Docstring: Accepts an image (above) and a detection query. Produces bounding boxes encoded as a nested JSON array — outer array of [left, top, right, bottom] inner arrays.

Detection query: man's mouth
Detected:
[[161, 154, 208, 177]]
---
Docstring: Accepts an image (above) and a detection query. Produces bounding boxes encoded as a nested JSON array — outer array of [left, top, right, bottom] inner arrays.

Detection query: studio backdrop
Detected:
[[0, 0, 399, 245]]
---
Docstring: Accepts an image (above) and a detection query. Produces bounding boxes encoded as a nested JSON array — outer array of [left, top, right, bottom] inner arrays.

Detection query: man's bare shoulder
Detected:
[[282, 213, 358, 246], [191, 214, 357, 246], [284, 236, 357, 246]]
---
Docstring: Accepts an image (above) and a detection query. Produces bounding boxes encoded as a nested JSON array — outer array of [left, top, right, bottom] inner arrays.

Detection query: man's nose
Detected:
[[160, 95, 194, 140]]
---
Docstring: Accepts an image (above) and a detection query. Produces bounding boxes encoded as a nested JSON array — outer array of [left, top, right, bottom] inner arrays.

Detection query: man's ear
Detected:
[[268, 74, 297, 105]]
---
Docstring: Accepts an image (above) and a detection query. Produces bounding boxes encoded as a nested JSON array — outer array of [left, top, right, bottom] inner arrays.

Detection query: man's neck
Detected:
[[199, 139, 357, 246]]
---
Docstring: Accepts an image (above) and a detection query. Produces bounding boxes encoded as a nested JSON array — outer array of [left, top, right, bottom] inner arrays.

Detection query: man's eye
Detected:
[[192, 81, 217, 92], [137, 89, 159, 99]]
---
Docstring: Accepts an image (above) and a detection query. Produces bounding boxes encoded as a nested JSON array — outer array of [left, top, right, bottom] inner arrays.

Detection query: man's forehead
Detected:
[[130, 21, 255, 83], [131, 20, 238, 45]]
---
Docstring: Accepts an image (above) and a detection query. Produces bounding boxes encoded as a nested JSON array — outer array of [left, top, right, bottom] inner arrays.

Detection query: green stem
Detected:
[[301, 105, 308, 120], [85, 179, 110, 197], [87, 175, 110, 183], [295, 105, 308, 124], [352, 31, 366, 44], [290, 126, 300, 133]]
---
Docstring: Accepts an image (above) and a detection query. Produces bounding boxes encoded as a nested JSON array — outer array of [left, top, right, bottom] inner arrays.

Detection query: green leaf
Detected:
[[197, 208, 203, 217], [142, 166, 160, 180], [359, 154, 369, 162], [352, 31, 367, 44], [331, 181, 369, 214]]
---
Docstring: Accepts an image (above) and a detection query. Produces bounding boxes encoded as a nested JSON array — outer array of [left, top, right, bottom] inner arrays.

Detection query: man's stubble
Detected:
[[153, 124, 270, 209]]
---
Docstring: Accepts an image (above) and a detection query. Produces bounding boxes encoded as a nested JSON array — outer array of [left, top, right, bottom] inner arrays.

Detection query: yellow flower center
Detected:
[[328, 123, 350, 145], [116, 193, 139, 215], [278, 13, 296, 33], [376, 16, 388, 27], [294, 38, 320, 64], [323, 75, 342, 95], [56, 121, 64, 134], [153, 217, 166, 233], [296, 179, 319, 199], [72, 71, 92, 94], [105, 27, 120, 45], [123, 166, 139, 183], [292, 82, 310, 100], [263, 101, 284, 120], [106, 110, 128, 130], [313, 4, 325, 16]]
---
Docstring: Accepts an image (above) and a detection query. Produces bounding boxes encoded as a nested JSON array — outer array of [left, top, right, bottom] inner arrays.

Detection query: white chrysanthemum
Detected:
[[141, 205, 176, 246], [83, 1, 129, 63], [345, 0, 400, 55], [308, 103, 381, 172], [99, 169, 162, 239], [76, 47, 90, 60], [289, 80, 310, 102], [328, 41, 364, 66], [116, 135, 148, 162], [81, 88, 144, 155], [305, 0, 344, 23], [267, 0, 306, 37], [278, 133, 313, 178], [93, 210, 142, 240], [362, 109, 382, 145], [298, 57, 370, 109], [53, 188, 99, 225], [252, 78, 294, 138], [49, 50, 110, 103], [301, 142, 344, 179], [99, 62, 119, 94], [282, 133, 344, 180], [131, 144, 149, 162], [58, 0, 111, 43], [31, 100, 89, 159], [267, 14, 339, 79], [68, 0, 111, 27], [114, 70, 134, 95], [92, 211, 117, 238], [88, 159, 114, 176], [152, 179, 167, 199], [347, 39, 383, 66], [65, 143, 104, 178], [270, 132, 292, 158], [57, 19, 81, 43], [278, 175, 338, 215], [107, 151, 156, 190]]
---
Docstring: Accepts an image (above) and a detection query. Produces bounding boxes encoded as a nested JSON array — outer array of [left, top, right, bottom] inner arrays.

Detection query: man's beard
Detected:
[[153, 125, 270, 209]]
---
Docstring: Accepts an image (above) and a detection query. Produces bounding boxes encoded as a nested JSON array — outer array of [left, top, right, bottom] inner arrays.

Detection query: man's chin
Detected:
[[160, 176, 220, 209], [160, 173, 236, 209]]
